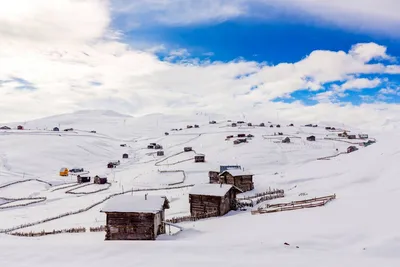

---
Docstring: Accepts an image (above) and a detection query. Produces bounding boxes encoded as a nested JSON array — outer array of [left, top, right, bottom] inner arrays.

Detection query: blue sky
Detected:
[[120, 7, 400, 106]]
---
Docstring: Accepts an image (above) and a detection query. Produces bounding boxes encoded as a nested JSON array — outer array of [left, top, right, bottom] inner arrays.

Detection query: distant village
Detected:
[[0, 119, 374, 240]]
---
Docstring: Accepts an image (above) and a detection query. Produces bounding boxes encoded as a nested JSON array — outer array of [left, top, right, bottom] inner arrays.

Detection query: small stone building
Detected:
[[94, 175, 107, 184], [101, 195, 170, 240], [218, 169, 254, 192], [306, 135, 316, 141], [194, 154, 205, 163], [77, 175, 91, 183], [189, 184, 242, 217]]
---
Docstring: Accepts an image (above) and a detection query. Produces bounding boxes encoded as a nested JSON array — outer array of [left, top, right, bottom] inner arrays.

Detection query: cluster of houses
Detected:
[[101, 165, 254, 240], [186, 124, 200, 129], [225, 133, 254, 145], [1, 125, 24, 130], [147, 143, 163, 149], [107, 160, 120, 168], [59, 167, 108, 184]]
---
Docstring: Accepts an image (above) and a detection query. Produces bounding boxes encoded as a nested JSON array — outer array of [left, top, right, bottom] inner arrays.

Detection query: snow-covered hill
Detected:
[[0, 110, 399, 267]]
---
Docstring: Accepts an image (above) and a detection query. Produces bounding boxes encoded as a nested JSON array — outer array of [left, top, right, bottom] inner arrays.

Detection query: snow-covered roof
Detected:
[[190, 183, 235, 197], [101, 195, 169, 213], [219, 169, 253, 177]]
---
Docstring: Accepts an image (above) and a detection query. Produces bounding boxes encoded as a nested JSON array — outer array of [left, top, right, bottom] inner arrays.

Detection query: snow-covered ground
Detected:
[[0, 110, 399, 266]]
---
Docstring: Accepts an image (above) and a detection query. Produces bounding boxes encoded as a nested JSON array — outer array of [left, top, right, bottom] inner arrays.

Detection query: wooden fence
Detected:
[[158, 170, 187, 186], [10, 227, 86, 237], [166, 211, 218, 224], [0, 197, 47, 210], [236, 188, 284, 200], [65, 183, 112, 195], [0, 178, 52, 190], [251, 194, 336, 215], [236, 193, 285, 208]]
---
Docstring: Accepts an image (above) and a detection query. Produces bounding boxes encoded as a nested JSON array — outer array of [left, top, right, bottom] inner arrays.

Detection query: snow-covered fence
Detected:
[[51, 183, 80, 192], [0, 178, 52, 190], [10, 227, 86, 237], [236, 188, 284, 201], [65, 183, 112, 195], [166, 211, 218, 224], [158, 170, 187, 186], [236, 193, 285, 208], [317, 152, 346, 160], [0, 184, 195, 234], [155, 151, 198, 166], [89, 225, 106, 232], [0, 197, 46, 210]]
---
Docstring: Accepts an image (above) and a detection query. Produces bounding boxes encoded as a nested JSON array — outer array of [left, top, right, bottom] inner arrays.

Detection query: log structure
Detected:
[[101, 195, 170, 240], [189, 184, 242, 217], [217, 169, 254, 192]]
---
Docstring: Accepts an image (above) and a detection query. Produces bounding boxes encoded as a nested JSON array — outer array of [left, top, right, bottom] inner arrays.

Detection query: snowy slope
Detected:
[[0, 110, 399, 267]]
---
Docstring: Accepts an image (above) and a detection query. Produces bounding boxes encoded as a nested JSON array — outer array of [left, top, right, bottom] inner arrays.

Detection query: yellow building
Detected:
[[59, 167, 69, 176]]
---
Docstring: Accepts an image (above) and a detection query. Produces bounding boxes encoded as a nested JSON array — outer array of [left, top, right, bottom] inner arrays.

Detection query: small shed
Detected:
[[237, 133, 246, 138], [306, 135, 316, 141], [231, 123, 237, 127], [184, 147, 192, 152], [305, 124, 312, 127], [122, 153, 129, 159], [107, 162, 116, 168], [194, 154, 205, 163], [288, 123, 294, 127], [209, 121, 216, 124], [77, 175, 91, 183], [247, 123, 252, 126], [218, 169, 254, 192], [101, 195, 170, 240], [94, 175, 107, 184], [120, 144, 127, 147], [147, 145, 155, 149], [233, 140, 241, 145], [270, 125, 274, 128], [194, 124, 199, 128], [347, 146, 358, 153], [59, 168, 69, 176], [187, 125, 193, 129], [282, 137, 291, 143], [226, 135, 234, 139], [247, 134, 254, 138], [53, 127, 59, 131], [358, 134, 369, 139], [0, 126, 11, 130], [259, 123, 265, 127], [189, 184, 242, 217], [325, 127, 332, 130], [64, 128, 73, 131], [90, 130, 97, 133], [17, 125, 24, 130], [155, 144, 163, 149], [157, 151, 164, 156], [276, 124, 281, 128], [348, 135, 357, 139], [165, 132, 169, 136]]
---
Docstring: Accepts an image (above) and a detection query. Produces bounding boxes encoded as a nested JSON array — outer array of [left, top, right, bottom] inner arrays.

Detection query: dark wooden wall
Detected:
[[105, 211, 165, 240], [189, 188, 237, 217]]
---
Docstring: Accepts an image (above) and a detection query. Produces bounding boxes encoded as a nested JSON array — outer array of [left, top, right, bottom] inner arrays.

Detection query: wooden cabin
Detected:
[[194, 154, 205, 163], [184, 147, 192, 152], [187, 125, 193, 129], [120, 144, 127, 147], [209, 121, 216, 124], [155, 144, 163, 149], [122, 153, 129, 159], [77, 175, 91, 183], [288, 123, 294, 127], [0, 126, 11, 130], [270, 125, 274, 128], [147, 145, 155, 149], [59, 168, 69, 176], [208, 171, 220, 183], [53, 127, 59, 131], [237, 134, 246, 138], [276, 124, 281, 128], [194, 124, 199, 128], [306, 135, 316, 141], [348, 135, 357, 139], [107, 162, 115, 168], [165, 132, 169, 136], [347, 146, 358, 153], [157, 151, 164, 156], [17, 125, 24, 130], [218, 169, 254, 192], [282, 137, 291, 143], [259, 123, 265, 127], [247, 122, 252, 126], [101, 195, 170, 240], [231, 123, 237, 127], [94, 175, 107, 184], [189, 184, 242, 217]]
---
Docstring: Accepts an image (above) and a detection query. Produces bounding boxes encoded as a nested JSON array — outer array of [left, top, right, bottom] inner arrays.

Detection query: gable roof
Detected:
[[101, 195, 169, 213], [219, 169, 253, 177], [189, 183, 241, 197]]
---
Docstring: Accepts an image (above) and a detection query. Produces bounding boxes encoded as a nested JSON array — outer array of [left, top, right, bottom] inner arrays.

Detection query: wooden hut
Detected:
[[77, 175, 91, 183], [17, 125, 24, 130], [348, 135, 356, 139], [276, 124, 281, 128], [189, 184, 242, 217], [157, 151, 164, 156], [0, 126, 11, 130], [194, 154, 205, 163], [218, 169, 254, 192], [165, 132, 169, 136], [247, 122, 252, 126], [187, 125, 193, 129], [194, 124, 199, 128], [306, 135, 316, 141], [120, 144, 127, 147], [231, 123, 237, 127], [282, 137, 291, 143], [184, 147, 192, 152], [122, 153, 129, 159], [237, 133, 246, 138], [94, 175, 107, 184], [101, 195, 170, 240], [259, 123, 265, 127], [208, 171, 220, 183], [53, 127, 59, 131]]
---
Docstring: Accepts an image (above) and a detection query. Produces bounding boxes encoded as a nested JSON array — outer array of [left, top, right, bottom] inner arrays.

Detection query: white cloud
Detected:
[[111, 0, 400, 36], [0, 0, 399, 130]]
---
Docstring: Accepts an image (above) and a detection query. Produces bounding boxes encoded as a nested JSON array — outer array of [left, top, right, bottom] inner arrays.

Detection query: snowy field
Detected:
[[0, 110, 399, 266]]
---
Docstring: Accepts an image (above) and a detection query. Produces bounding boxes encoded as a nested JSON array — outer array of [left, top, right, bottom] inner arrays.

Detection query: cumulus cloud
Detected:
[[0, 0, 399, 130]]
